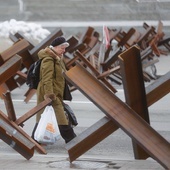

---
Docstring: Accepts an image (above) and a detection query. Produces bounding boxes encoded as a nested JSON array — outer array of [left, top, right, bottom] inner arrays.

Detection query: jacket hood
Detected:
[[38, 47, 60, 60]]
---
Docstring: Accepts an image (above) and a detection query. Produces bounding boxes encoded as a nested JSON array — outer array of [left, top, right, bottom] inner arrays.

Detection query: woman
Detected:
[[32, 36, 76, 143]]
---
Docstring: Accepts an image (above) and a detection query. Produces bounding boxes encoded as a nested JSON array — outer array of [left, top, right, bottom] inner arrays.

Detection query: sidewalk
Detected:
[[0, 39, 169, 170], [0, 30, 170, 170], [0, 152, 165, 170]]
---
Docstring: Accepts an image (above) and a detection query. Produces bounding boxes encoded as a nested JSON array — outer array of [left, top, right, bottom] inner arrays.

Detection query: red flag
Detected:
[[103, 25, 110, 50], [98, 25, 110, 72]]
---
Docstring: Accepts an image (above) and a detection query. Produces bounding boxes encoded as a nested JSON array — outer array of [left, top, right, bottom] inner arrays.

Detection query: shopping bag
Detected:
[[34, 105, 61, 144]]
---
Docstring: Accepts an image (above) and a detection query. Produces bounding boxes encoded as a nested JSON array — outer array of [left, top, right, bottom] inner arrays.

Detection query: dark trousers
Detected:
[[58, 125, 76, 143], [31, 123, 76, 143]]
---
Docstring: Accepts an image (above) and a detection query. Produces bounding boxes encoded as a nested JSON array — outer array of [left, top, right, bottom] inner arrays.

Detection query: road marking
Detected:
[[0, 90, 124, 103]]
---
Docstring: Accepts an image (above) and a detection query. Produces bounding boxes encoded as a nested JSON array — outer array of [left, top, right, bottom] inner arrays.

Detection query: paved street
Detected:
[[0, 0, 170, 169], [0, 54, 169, 169], [0, 27, 170, 170]]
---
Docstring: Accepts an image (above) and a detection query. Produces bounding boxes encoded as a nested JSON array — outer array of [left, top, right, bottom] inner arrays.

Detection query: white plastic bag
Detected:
[[34, 105, 61, 144]]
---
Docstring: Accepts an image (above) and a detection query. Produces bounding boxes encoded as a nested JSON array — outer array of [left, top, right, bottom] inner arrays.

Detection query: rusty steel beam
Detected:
[[102, 47, 122, 71], [0, 39, 30, 63], [118, 28, 136, 47], [0, 55, 22, 85], [64, 63, 170, 169], [119, 45, 150, 159], [0, 119, 34, 160], [65, 69, 170, 163], [1, 90, 51, 153], [11, 31, 35, 49], [29, 29, 63, 61], [24, 89, 37, 103], [15, 98, 52, 126], [0, 110, 47, 155], [65, 45, 170, 164], [74, 50, 117, 93], [2, 91, 52, 126], [66, 116, 119, 162], [3, 91, 16, 121]]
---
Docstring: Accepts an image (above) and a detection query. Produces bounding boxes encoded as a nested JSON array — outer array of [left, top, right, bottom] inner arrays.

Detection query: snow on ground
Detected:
[[0, 19, 50, 51]]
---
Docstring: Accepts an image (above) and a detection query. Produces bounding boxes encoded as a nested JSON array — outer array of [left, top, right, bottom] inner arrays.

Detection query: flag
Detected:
[[98, 25, 110, 72], [103, 25, 110, 50]]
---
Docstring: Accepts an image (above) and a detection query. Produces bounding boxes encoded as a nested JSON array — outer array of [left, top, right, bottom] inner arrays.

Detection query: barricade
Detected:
[[64, 46, 170, 169]]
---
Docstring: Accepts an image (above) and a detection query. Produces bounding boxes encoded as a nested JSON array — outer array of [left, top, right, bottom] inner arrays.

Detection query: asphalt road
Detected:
[[0, 77, 169, 160], [0, 38, 169, 160]]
